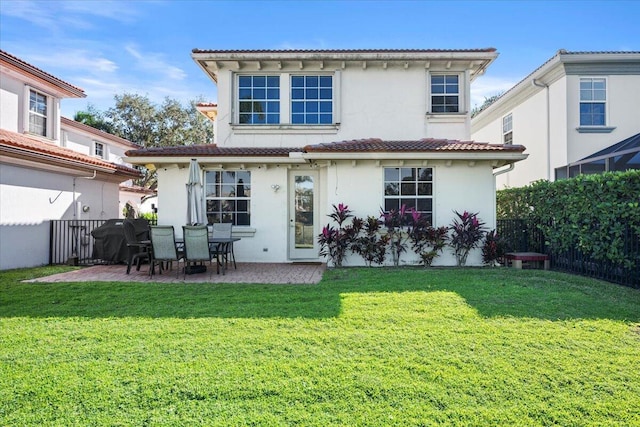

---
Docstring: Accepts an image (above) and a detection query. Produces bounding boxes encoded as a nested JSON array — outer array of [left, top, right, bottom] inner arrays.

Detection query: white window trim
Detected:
[[204, 170, 252, 227], [578, 76, 609, 129], [426, 72, 465, 115], [232, 71, 341, 128], [93, 141, 106, 159], [382, 166, 435, 226], [25, 86, 55, 139], [502, 113, 513, 144]]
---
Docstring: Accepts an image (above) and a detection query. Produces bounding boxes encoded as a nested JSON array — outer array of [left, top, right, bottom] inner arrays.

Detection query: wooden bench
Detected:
[[505, 252, 550, 270]]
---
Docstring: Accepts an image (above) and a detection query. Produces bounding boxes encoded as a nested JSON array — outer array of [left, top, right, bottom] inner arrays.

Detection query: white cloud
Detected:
[[470, 75, 519, 109], [125, 44, 187, 81]]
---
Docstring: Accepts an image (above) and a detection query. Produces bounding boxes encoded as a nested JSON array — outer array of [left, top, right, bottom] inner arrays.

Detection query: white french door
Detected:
[[288, 170, 319, 260]]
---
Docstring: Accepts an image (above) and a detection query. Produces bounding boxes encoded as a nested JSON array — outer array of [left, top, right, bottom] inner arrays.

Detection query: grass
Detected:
[[1, 266, 639, 426]]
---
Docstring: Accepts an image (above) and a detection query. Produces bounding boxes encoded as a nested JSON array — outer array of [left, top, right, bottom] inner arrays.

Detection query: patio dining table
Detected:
[[175, 236, 240, 275]]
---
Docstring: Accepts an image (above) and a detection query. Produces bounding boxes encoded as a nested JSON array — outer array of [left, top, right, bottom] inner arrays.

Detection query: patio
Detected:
[[27, 262, 326, 284]]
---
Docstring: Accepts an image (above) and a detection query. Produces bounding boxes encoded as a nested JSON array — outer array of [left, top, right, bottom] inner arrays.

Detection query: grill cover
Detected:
[[91, 219, 149, 263]]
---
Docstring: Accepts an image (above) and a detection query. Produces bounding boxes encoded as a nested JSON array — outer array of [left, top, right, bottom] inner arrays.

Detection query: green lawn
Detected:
[[1, 266, 639, 426]]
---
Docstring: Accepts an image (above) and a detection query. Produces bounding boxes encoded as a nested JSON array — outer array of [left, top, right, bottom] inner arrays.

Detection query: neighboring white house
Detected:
[[125, 48, 527, 266], [471, 50, 640, 189], [0, 50, 141, 270]]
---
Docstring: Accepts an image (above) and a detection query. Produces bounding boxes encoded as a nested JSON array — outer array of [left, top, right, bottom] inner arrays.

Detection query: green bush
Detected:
[[497, 170, 640, 267]]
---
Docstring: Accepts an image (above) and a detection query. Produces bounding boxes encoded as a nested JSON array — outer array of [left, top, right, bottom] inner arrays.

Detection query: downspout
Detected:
[[69, 170, 97, 263], [493, 163, 514, 177], [532, 79, 551, 180], [72, 170, 97, 219]]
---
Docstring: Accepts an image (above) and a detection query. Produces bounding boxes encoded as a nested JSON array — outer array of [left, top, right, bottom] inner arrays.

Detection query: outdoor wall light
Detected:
[[271, 184, 281, 192], [82, 205, 90, 213]]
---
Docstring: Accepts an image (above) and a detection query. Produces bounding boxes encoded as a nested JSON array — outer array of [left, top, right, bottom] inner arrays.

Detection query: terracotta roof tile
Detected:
[[303, 138, 526, 153], [0, 50, 86, 98], [0, 128, 141, 177], [193, 48, 497, 54], [126, 144, 302, 157]]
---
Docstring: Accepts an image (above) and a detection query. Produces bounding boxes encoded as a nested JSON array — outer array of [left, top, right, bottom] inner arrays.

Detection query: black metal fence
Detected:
[[497, 219, 640, 289], [50, 219, 107, 265], [50, 217, 157, 266]]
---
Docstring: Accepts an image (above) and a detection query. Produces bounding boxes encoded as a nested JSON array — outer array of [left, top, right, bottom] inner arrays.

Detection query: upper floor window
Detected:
[[29, 89, 48, 136], [580, 78, 606, 126], [205, 170, 251, 226], [502, 113, 513, 144], [94, 141, 105, 159], [238, 75, 280, 124], [291, 75, 333, 124], [383, 167, 433, 226], [431, 74, 459, 113]]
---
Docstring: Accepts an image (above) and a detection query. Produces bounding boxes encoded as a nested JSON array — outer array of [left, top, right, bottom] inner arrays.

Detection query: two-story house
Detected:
[[471, 50, 640, 189], [0, 50, 141, 270], [125, 48, 527, 266]]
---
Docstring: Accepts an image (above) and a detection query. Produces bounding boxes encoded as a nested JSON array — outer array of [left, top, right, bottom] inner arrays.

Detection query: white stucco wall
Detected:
[[0, 164, 120, 269], [213, 65, 471, 148], [473, 72, 640, 188], [565, 74, 640, 162], [0, 73, 23, 133], [155, 159, 496, 267]]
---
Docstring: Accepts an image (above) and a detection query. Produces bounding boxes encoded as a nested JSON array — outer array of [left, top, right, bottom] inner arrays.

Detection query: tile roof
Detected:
[[125, 139, 524, 158], [0, 50, 86, 98], [192, 48, 497, 54], [126, 144, 302, 157], [304, 138, 526, 153], [0, 128, 141, 178]]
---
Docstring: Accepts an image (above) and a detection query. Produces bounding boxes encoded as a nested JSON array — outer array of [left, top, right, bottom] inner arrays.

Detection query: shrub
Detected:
[[318, 204, 357, 267], [351, 216, 390, 266], [482, 229, 506, 266], [407, 210, 448, 267], [380, 205, 413, 267], [449, 211, 487, 266]]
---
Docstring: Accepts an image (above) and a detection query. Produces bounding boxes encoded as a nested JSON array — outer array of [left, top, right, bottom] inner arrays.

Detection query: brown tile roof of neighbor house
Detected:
[[126, 144, 303, 157], [0, 128, 141, 178], [303, 138, 526, 153], [0, 50, 86, 98]]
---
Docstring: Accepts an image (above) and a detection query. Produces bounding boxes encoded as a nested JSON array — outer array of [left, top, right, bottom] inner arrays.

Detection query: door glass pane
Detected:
[[294, 175, 314, 249]]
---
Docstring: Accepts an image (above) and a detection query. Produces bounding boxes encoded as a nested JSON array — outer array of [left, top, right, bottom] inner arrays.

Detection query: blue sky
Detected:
[[1, 0, 638, 118]]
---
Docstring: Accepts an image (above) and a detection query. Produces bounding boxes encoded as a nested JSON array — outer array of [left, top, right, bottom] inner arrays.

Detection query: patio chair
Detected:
[[211, 222, 236, 270], [123, 219, 150, 274], [149, 225, 183, 278], [183, 225, 214, 278]]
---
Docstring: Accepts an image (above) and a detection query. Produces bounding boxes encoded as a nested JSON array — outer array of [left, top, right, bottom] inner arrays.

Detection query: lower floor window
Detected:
[[383, 167, 433, 225], [205, 170, 251, 225]]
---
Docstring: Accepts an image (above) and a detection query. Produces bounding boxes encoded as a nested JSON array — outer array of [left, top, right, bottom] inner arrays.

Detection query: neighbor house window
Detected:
[[291, 75, 333, 124], [503, 113, 513, 144], [205, 170, 251, 226], [580, 78, 606, 126], [94, 141, 105, 159], [29, 89, 48, 136], [383, 167, 433, 225], [238, 75, 280, 124], [431, 74, 459, 113]]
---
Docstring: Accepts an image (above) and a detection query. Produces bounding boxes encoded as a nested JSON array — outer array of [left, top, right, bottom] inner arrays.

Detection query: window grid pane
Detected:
[[237, 75, 280, 124], [29, 90, 48, 136], [431, 74, 459, 113], [205, 171, 251, 226], [291, 75, 333, 124], [383, 167, 433, 225], [579, 78, 606, 126]]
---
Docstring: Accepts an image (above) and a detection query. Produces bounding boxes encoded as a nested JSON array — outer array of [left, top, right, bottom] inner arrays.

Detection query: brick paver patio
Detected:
[[28, 262, 326, 285]]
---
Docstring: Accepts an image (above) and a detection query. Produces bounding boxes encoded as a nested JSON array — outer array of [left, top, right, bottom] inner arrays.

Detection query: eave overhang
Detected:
[[192, 48, 498, 84]]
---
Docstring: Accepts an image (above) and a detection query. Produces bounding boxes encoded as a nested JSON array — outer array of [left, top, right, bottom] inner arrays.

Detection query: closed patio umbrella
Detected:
[[186, 159, 205, 225]]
